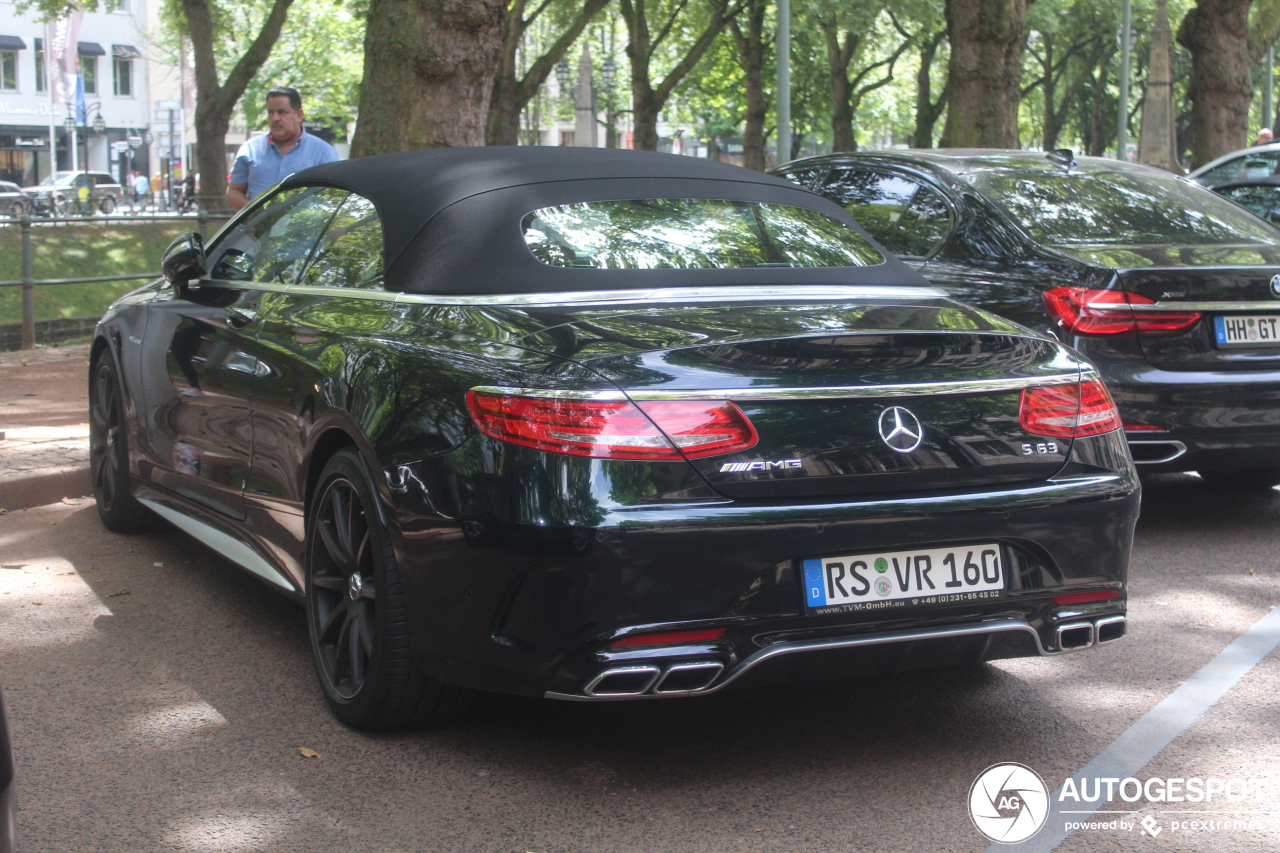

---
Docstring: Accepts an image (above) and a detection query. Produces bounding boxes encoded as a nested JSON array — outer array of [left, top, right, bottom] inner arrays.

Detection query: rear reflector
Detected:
[[1123, 423, 1167, 433], [1052, 590, 1122, 606], [610, 628, 726, 648], [465, 391, 757, 460], [1020, 379, 1121, 439], [1043, 286, 1201, 337]]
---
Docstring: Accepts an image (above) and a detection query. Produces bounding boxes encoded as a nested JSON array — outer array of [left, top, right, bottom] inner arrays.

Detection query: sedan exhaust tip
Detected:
[[583, 666, 662, 697], [1055, 621, 1096, 651]]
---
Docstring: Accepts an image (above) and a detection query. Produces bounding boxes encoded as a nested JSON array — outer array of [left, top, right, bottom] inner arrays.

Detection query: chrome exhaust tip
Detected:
[[1128, 440, 1187, 464], [653, 662, 724, 695], [584, 665, 661, 697], [1095, 615, 1127, 644], [1055, 621, 1095, 651]]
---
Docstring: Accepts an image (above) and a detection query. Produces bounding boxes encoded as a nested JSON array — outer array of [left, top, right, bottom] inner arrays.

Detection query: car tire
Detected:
[[1198, 469, 1280, 490], [306, 448, 471, 730], [89, 357, 154, 533], [99, 196, 116, 215], [6, 201, 22, 218]]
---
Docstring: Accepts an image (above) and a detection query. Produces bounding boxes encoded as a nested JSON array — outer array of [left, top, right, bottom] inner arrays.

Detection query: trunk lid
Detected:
[[561, 299, 1084, 500], [1053, 242, 1280, 371]]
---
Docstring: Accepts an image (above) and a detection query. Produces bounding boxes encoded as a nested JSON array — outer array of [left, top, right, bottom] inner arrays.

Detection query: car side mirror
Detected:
[[161, 232, 206, 288]]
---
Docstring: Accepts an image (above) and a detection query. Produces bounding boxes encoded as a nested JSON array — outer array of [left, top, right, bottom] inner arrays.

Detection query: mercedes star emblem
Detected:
[[878, 406, 924, 453]]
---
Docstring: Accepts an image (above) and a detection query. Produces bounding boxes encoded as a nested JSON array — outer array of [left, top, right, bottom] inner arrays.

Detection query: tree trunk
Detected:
[[1177, 0, 1252, 166], [621, 0, 737, 151], [182, 0, 296, 212], [351, 0, 505, 156], [942, 0, 1030, 148], [486, 0, 610, 146], [730, 0, 769, 171], [821, 23, 858, 153], [912, 29, 948, 149]]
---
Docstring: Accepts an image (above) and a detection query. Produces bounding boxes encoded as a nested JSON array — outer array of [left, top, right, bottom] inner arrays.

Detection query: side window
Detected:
[[206, 187, 347, 284], [1218, 185, 1280, 225], [1200, 153, 1280, 186], [819, 169, 918, 244], [778, 166, 826, 190], [886, 184, 954, 258], [301, 194, 384, 288]]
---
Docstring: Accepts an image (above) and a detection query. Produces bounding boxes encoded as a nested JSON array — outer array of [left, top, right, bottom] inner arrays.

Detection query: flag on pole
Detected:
[[45, 11, 83, 109]]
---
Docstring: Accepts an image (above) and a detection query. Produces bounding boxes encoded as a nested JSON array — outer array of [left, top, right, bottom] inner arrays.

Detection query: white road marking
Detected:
[[987, 604, 1280, 852]]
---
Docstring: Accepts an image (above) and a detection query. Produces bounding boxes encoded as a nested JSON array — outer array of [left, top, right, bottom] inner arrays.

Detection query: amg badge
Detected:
[[719, 459, 803, 473]]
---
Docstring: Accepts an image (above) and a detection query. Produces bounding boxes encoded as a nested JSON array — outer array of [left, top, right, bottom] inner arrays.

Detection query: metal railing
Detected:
[[0, 211, 231, 349]]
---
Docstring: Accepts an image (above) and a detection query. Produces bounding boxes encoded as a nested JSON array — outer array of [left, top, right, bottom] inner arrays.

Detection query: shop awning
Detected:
[[0, 36, 27, 51], [77, 42, 106, 56], [112, 44, 141, 58]]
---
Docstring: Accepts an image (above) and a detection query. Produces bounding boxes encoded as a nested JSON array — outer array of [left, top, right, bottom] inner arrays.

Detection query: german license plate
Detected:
[[802, 545, 1003, 613], [1214, 315, 1280, 346]]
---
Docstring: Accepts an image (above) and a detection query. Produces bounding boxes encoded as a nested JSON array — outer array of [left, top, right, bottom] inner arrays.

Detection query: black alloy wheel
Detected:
[[89, 358, 152, 532], [99, 196, 116, 215], [305, 449, 470, 729]]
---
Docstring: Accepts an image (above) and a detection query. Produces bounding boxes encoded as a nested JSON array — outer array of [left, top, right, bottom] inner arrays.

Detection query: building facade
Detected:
[[0, 0, 152, 187]]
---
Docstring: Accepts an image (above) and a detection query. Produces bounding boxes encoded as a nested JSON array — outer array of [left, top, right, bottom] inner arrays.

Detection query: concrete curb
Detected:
[[0, 464, 92, 512]]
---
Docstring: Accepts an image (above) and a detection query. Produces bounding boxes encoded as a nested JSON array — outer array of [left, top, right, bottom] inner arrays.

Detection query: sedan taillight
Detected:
[[1043, 286, 1201, 337], [1020, 380, 1121, 439], [464, 391, 758, 460]]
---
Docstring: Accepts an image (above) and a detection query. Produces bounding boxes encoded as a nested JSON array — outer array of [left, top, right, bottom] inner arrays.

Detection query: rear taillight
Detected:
[[1043, 287, 1201, 337], [464, 391, 758, 460], [1020, 379, 1121, 439]]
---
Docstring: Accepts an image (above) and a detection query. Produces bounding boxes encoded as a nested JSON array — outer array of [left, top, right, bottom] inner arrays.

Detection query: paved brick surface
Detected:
[[0, 343, 92, 510]]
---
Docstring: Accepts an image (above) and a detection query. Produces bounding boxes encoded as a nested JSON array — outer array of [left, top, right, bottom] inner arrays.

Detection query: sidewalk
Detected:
[[0, 343, 93, 512]]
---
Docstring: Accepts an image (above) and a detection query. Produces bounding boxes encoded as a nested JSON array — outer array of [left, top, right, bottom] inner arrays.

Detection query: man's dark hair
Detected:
[[267, 87, 302, 111]]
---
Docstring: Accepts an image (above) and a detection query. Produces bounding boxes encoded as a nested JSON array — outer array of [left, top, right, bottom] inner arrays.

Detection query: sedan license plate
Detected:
[[1214, 315, 1280, 347], [802, 545, 1003, 614]]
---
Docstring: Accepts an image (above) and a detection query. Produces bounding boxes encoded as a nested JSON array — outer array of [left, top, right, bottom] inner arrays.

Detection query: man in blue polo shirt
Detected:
[[226, 86, 340, 210]]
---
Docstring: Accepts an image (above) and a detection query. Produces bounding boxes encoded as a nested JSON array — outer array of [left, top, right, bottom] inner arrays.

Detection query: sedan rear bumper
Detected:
[[387, 442, 1140, 699], [548, 613, 1128, 701]]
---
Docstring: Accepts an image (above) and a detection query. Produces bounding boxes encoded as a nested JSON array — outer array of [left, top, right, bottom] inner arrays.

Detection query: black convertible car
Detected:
[[91, 148, 1137, 729], [778, 150, 1280, 487]]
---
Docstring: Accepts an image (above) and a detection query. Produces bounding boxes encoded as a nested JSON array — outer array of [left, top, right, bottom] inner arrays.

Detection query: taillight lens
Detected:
[[1020, 379, 1121, 438], [464, 391, 758, 460], [1043, 287, 1201, 337]]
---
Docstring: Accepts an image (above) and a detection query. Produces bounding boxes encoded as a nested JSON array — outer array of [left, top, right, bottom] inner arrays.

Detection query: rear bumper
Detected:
[[1079, 344, 1280, 473], [387, 438, 1140, 699], [550, 612, 1129, 701]]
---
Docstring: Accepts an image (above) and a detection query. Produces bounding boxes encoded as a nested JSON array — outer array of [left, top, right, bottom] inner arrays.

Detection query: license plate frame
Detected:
[[1213, 314, 1280, 347], [802, 544, 1004, 614]]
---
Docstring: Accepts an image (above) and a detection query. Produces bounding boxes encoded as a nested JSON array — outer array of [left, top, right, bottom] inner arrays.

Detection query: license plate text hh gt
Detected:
[[802, 545, 1003, 611]]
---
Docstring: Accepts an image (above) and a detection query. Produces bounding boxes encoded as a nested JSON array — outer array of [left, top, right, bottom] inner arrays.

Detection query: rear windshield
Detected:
[[521, 198, 885, 269], [969, 169, 1280, 246]]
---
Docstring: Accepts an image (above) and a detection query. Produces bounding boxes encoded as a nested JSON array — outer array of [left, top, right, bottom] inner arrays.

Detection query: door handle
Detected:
[[226, 307, 254, 328]]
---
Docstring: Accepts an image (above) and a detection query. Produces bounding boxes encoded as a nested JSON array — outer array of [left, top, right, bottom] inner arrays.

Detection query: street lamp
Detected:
[[555, 60, 571, 98], [63, 101, 106, 213], [598, 57, 618, 148]]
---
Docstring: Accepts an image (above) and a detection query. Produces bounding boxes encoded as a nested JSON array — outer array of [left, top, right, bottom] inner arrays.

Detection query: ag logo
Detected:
[[878, 406, 923, 453], [1271, 273, 1280, 296], [968, 762, 1050, 844]]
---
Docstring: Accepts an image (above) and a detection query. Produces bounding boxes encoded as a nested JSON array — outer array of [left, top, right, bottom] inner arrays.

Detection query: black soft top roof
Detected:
[[282, 147, 923, 295]]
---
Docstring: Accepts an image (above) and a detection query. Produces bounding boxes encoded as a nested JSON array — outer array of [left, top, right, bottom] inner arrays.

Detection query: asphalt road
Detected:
[[0, 473, 1276, 853]]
